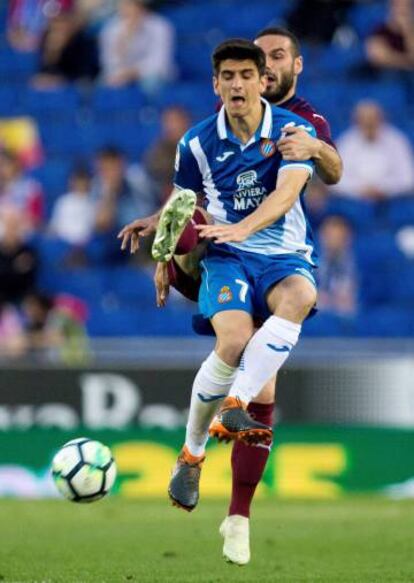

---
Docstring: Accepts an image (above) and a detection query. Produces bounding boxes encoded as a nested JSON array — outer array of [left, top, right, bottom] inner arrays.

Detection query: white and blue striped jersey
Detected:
[[174, 99, 317, 264]]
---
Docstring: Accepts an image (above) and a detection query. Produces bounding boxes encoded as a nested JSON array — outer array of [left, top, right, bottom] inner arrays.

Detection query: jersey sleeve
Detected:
[[173, 135, 203, 192], [309, 112, 336, 148], [278, 120, 317, 177]]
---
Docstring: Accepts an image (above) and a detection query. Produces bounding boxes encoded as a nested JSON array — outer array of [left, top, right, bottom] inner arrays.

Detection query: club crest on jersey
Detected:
[[218, 286, 233, 304], [260, 139, 276, 158]]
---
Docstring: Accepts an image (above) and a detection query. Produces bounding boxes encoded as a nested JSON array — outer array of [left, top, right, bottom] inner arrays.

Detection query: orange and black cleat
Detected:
[[168, 446, 205, 512], [209, 396, 273, 445]]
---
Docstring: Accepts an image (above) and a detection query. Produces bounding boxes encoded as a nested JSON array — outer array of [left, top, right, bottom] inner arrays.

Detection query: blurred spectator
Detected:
[[286, 0, 355, 44], [0, 149, 44, 234], [7, 0, 74, 52], [92, 146, 155, 235], [0, 208, 38, 304], [317, 215, 357, 316], [99, 0, 175, 92], [332, 100, 414, 200], [32, 9, 99, 88], [49, 167, 95, 246], [144, 106, 191, 204], [0, 297, 25, 360], [304, 176, 330, 229], [365, 0, 414, 75], [0, 117, 43, 170], [22, 292, 90, 364]]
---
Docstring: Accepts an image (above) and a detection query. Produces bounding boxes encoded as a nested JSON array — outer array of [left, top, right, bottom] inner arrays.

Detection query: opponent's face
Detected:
[[213, 59, 267, 118], [255, 35, 302, 103]]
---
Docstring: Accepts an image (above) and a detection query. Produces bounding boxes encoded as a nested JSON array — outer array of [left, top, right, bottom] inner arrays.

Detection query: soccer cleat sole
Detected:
[[151, 189, 197, 262], [209, 423, 272, 445], [223, 555, 246, 566], [168, 490, 196, 512]]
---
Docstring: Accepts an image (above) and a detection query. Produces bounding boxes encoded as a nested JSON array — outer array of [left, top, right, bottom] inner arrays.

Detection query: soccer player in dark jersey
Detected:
[[118, 27, 343, 566], [219, 27, 343, 566]]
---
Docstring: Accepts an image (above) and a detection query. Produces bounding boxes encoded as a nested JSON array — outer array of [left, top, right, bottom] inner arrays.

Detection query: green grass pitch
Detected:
[[1, 497, 414, 582]]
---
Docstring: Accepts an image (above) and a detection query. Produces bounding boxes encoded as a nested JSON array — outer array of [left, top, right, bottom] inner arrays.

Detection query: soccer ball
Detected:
[[51, 437, 116, 503]]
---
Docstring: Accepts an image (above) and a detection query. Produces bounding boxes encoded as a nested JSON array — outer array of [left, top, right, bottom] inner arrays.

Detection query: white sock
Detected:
[[228, 316, 301, 404], [185, 351, 237, 456]]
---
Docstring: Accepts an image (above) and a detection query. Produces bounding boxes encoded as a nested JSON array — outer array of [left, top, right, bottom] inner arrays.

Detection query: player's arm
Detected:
[[277, 126, 342, 185], [197, 167, 310, 244], [366, 34, 414, 70]]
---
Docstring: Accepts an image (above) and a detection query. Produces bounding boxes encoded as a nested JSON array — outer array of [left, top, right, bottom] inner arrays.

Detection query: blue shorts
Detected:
[[198, 244, 317, 321]]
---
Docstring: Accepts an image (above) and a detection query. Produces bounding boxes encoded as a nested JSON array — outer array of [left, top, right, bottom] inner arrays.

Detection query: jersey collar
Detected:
[[217, 98, 273, 142], [277, 94, 298, 109]]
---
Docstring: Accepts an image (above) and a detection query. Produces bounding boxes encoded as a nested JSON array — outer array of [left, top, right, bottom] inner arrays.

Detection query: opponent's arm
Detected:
[[277, 126, 343, 185], [197, 168, 309, 244]]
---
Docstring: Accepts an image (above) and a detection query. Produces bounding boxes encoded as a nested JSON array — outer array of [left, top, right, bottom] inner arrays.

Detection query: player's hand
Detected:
[[154, 261, 170, 307], [117, 214, 159, 254], [277, 126, 321, 161], [196, 222, 250, 244]]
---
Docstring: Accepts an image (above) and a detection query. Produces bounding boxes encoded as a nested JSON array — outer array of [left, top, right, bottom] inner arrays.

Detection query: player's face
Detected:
[[213, 59, 267, 118], [255, 35, 303, 103]]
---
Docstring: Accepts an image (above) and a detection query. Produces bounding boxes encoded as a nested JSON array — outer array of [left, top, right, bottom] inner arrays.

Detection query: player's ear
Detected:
[[213, 76, 220, 96], [259, 74, 267, 95], [294, 56, 303, 76]]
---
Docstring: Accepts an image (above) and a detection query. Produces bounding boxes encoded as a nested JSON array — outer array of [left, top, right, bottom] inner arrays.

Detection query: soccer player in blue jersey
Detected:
[[141, 38, 318, 508]]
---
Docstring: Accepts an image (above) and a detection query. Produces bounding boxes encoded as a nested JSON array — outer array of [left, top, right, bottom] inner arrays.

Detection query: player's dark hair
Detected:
[[212, 38, 266, 76], [255, 27, 301, 58]]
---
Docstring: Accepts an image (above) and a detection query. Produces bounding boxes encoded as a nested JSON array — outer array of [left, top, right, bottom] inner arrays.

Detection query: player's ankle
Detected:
[[182, 444, 205, 463]]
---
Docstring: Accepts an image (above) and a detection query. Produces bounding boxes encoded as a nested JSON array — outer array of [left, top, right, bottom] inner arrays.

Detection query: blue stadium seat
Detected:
[[22, 86, 82, 114], [387, 196, 414, 228], [348, 2, 388, 40], [0, 86, 21, 116], [91, 86, 146, 112], [87, 303, 195, 336], [104, 266, 155, 305], [153, 82, 216, 120], [323, 196, 376, 232], [175, 42, 214, 81], [0, 48, 38, 85], [355, 306, 414, 337], [302, 312, 356, 337], [355, 231, 406, 306], [37, 117, 86, 157], [30, 157, 74, 217], [37, 266, 107, 303], [342, 81, 408, 119], [89, 116, 161, 159]]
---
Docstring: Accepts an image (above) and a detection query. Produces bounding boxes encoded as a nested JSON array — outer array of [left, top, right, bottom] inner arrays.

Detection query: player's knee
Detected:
[[215, 328, 252, 366], [293, 284, 317, 314], [272, 279, 317, 320]]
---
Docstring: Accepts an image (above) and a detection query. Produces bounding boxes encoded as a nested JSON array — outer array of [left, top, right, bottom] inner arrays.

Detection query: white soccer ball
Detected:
[[51, 438, 116, 503]]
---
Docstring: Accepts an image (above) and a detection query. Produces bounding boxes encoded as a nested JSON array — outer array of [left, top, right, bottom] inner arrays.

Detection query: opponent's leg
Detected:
[[152, 189, 210, 263], [151, 189, 197, 262], [221, 378, 275, 565]]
